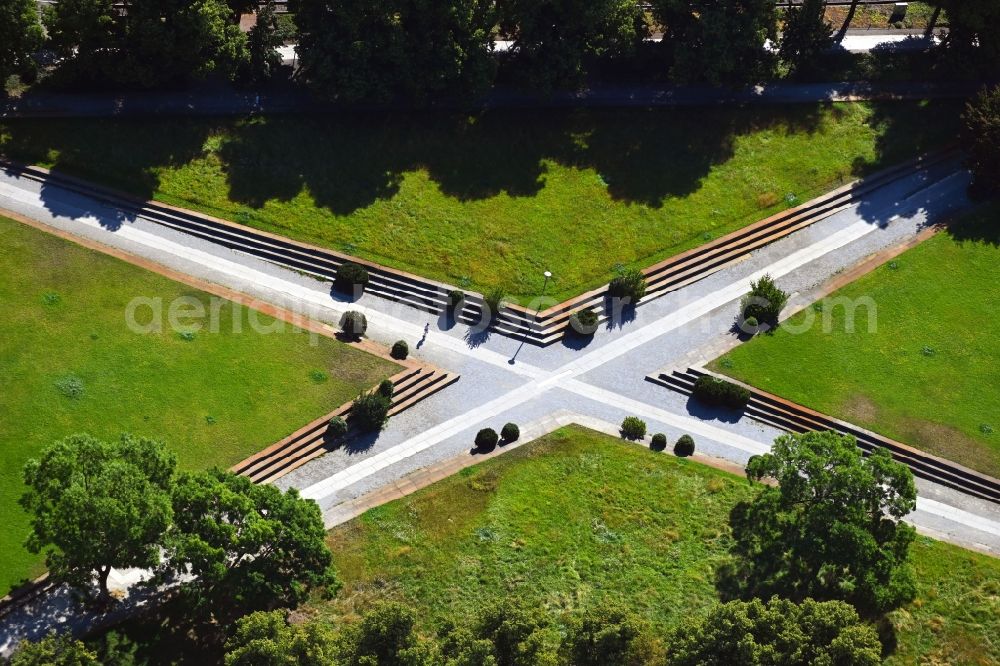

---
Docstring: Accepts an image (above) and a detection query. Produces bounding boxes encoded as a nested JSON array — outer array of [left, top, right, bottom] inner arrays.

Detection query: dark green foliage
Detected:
[[45, 0, 247, 87], [20, 434, 176, 602], [651, 432, 667, 451], [10, 633, 100, 666], [568, 307, 600, 335], [666, 597, 881, 665], [932, 0, 1000, 77], [607, 268, 647, 305], [391, 340, 409, 360], [242, 1, 283, 84], [482, 286, 507, 324], [565, 601, 658, 666], [693, 375, 750, 409], [292, 0, 496, 103], [1, 0, 44, 83], [740, 274, 788, 326], [499, 0, 646, 90], [656, 0, 777, 84], [744, 316, 759, 331], [620, 416, 647, 440], [964, 85, 1000, 197], [779, 0, 834, 77], [378, 378, 395, 398], [351, 389, 392, 432], [167, 469, 339, 621], [224, 610, 337, 666], [335, 262, 369, 292], [475, 601, 560, 666], [730, 431, 918, 617], [475, 428, 499, 450], [500, 422, 520, 443], [674, 434, 695, 457], [343, 602, 437, 665], [327, 416, 348, 440], [447, 289, 466, 310], [339, 310, 367, 338]]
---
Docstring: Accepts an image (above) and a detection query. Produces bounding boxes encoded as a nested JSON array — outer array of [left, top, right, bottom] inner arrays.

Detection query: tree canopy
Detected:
[[292, 0, 496, 103], [166, 468, 338, 621], [932, 0, 1000, 77], [20, 434, 176, 601], [666, 597, 882, 665], [10, 633, 100, 666], [963, 85, 1000, 198], [727, 430, 918, 616], [224, 610, 338, 666], [498, 0, 646, 90], [0, 0, 44, 84], [778, 0, 834, 78]]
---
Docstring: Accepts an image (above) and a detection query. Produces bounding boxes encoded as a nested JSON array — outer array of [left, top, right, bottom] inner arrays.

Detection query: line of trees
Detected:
[[3, 0, 997, 99]]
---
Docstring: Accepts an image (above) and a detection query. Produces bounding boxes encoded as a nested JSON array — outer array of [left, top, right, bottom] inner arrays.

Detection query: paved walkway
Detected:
[[1, 156, 999, 649]]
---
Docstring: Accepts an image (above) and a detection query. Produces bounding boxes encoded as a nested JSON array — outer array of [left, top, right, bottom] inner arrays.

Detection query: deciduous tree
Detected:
[[224, 610, 338, 666], [779, 0, 834, 77], [20, 434, 176, 603], [727, 430, 917, 616], [498, 0, 646, 90], [292, 0, 496, 103], [166, 469, 338, 621], [0, 0, 44, 85], [666, 597, 881, 665], [963, 85, 1000, 197], [10, 633, 100, 666]]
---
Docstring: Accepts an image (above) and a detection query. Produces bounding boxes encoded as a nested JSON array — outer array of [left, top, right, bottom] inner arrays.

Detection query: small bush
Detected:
[[620, 416, 647, 441], [475, 428, 499, 450], [447, 289, 466, 310], [55, 375, 84, 399], [327, 416, 348, 439], [740, 274, 788, 326], [378, 379, 395, 398], [501, 422, 520, 442], [651, 433, 667, 451], [309, 369, 328, 383], [336, 262, 369, 292], [483, 287, 507, 323], [340, 310, 367, 338], [674, 434, 696, 457], [693, 375, 750, 409], [568, 307, 600, 335], [608, 268, 648, 305], [391, 340, 409, 360], [351, 389, 392, 432]]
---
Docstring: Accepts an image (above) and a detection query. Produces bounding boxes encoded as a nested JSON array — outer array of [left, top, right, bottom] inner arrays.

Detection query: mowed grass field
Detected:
[[314, 426, 1000, 664], [711, 206, 1000, 478], [0, 101, 959, 302], [0, 216, 398, 591]]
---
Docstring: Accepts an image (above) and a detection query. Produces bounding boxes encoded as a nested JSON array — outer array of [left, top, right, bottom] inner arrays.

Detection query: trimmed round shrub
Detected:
[[744, 316, 758, 329], [674, 434, 696, 457], [351, 390, 392, 432], [339, 310, 367, 338], [693, 375, 750, 410], [740, 274, 788, 325], [475, 428, 499, 450], [500, 422, 520, 443], [651, 433, 667, 452], [620, 416, 647, 441], [378, 379, 395, 398], [327, 416, 348, 440], [447, 289, 466, 310], [336, 262, 369, 293], [568, 307, 600, 336], [608, 268, 648, 304], [391, 340, 409, 360]]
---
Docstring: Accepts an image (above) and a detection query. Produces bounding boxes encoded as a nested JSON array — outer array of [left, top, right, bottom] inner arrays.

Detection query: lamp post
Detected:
[[509, 270, 552, 365]]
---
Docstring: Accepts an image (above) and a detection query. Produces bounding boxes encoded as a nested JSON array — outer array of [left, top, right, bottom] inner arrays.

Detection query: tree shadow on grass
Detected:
[[946, 203, 1000, 247]]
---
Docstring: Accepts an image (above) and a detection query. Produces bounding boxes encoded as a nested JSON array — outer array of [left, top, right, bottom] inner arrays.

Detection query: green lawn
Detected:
[[0, 216, 398, 592], [313, 425, 1000, 664], [711, 206, 1000, 479], [0, 101, 959, 302]]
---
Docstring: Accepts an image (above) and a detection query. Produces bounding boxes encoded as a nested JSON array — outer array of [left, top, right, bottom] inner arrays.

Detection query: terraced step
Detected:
[[648, 367, 1000, 504], [230, 366, 459, 485]]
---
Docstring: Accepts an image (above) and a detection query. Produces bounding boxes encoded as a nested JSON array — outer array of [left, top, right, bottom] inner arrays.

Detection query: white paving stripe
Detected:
[[916, 498, 1000, 538]]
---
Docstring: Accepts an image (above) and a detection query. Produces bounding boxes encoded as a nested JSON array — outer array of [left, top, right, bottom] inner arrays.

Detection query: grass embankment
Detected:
[[0, 216, 398, 591], [315, 425, 1000, 664], [0, 101, 959, 302], [711, 206, 1000, 479]]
